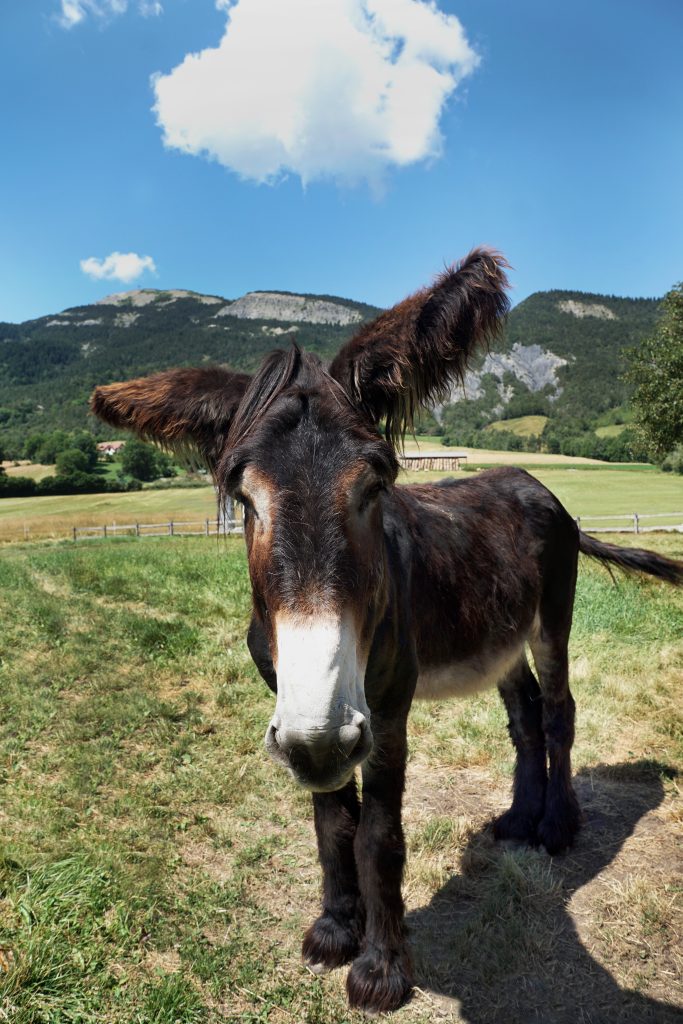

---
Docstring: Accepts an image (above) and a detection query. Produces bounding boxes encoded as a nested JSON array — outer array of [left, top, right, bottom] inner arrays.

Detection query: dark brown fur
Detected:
[[329, 248, 510, 446], [90, 248, 683, 1014]]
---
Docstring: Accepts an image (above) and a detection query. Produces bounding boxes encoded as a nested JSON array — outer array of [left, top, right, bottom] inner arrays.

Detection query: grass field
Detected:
[[0, 487, 219, 543], [595, 423, 628, 438], [2, 457, 682, 544], [0, 534, 681, 1022], [403, 438, 605, 465], [1, 461, 55, 481], [486, 415, 549, 437]]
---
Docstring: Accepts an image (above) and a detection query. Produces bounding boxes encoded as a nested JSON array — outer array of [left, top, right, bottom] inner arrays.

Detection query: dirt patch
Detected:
[[402, 761, 683, 1024], [142, 947, 182, 974], [180, 838, 234, 883]]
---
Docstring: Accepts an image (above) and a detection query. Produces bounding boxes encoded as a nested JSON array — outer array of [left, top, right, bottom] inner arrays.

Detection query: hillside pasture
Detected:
[[595, 423, 629, 438], [1, 461, 55, 481], [0, 534, 680, 1022], [485, 414, 549, 437]]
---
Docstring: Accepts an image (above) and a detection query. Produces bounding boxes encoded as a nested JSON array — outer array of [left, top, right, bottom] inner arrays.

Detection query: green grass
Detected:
[[400, 465, 682, 520], [529, 467, 683, 518], [3, 462, 682, 544], [595, 423, 628, 438], [0, 486, 218, 542], [0, 535, 681, 1021], [486, 415, 549, 437]]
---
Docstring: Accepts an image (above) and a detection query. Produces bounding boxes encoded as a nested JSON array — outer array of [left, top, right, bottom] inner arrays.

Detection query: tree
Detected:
[[120, 438, 161, 482], [55, 447, 90, 477], [627, 283, 683, 459], [70, 431, 98, 472]]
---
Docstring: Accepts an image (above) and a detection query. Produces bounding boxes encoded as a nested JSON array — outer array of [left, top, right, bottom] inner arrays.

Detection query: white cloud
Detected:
[[151, 0, 479, 188], [80, 252, 157, 283], [57, 0, 161, 28], [139, 0, 163, 15]]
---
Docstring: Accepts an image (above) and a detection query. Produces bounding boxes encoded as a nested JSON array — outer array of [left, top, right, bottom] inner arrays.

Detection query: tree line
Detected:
[[0, 432, 177, 498]]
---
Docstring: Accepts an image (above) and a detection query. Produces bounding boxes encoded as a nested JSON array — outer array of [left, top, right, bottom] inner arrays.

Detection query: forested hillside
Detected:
[[0, 289, 379, 455], [500, 290, 660, 419], [0, 285, 662, 459]]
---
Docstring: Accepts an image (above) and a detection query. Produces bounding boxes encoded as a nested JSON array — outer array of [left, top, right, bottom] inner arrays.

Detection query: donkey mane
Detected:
[[220, 345, 398, 487]]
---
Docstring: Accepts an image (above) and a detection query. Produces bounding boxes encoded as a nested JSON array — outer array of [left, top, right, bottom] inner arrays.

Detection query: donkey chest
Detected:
[[414, 642, 526, 700]]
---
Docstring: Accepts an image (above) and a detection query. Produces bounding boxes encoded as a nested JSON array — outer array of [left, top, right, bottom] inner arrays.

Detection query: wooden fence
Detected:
[[73, 517, 243, 541], [573, 512, 683, 534], [70, 510, 683, 541]]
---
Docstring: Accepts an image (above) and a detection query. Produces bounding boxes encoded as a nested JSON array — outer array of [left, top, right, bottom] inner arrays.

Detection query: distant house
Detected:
[[399, 451, 468, 472], [97, 440, 126, 457]]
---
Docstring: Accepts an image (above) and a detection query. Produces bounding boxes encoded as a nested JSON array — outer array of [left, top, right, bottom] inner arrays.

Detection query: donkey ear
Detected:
[[329, 247, 510, 446], [90, 366, 251, 467]]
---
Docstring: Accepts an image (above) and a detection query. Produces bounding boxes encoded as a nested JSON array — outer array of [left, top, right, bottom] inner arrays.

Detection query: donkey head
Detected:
[[91, 248, 510, 792]]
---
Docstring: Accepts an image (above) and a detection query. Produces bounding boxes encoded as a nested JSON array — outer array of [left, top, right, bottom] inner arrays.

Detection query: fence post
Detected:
[[169, 521, 174, 536], [205, 519, 209, 537], [224, 495, 234, 535], [103, 524, 107, 539], [634, 512, 639, 535], [136, 522, 140, 537], [73, 526, 77, 542]]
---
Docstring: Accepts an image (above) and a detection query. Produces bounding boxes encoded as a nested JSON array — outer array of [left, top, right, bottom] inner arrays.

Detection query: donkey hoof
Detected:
[[537, 810, 580, 856], [302, 913, 360, 971], [493, 807, 539, 844], [347, 949, 413, 1013]]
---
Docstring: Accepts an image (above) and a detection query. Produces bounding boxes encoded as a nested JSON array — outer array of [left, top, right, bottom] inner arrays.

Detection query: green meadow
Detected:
[[0, 534, 681, 1022], [1, 459, 682, 543]]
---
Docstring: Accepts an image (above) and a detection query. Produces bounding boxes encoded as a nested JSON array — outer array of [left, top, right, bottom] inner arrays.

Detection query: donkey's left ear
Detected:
[[329, 247, 510, 446], [91, 365, 251, 467]]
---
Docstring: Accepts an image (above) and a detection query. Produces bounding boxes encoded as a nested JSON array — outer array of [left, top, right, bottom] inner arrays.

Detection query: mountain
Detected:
[[0, 285, 661, 456], [484, 290, 661, 420], [0, 287, 380, 453]]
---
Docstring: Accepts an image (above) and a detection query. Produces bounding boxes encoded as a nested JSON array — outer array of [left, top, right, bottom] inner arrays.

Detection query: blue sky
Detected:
[[1, 0, 682, 323]]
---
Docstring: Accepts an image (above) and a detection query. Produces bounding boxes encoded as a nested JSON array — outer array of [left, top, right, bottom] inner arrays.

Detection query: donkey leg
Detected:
[[303, 780, 363, 971], [494, 656, 547, 843], [346, 715, 413, 1014], [531, 637, 580, 855]]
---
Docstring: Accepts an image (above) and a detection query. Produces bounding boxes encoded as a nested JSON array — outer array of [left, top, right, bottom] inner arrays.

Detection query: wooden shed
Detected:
[[399, 451, 468, 472]]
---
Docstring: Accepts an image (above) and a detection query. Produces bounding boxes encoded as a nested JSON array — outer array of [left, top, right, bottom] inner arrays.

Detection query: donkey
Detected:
[[91, 249, 683, 1013]]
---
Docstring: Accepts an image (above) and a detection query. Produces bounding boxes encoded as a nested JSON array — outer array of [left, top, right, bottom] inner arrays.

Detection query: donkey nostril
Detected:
[[287, 743, 312, 774], [265, 724, 281, 755], [339, 723, 362, 757]]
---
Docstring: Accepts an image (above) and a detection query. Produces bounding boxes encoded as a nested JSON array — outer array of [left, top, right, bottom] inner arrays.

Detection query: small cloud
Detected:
[[80, 251, 157, 283], [57, 0, 161, 28], [58, 0, 87, 26], [139, 0, 163, 15], [151, 0, 479, 189]]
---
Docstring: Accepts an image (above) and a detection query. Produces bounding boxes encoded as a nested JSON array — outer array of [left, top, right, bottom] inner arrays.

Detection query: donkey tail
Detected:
[[579, 532, 683, 586]]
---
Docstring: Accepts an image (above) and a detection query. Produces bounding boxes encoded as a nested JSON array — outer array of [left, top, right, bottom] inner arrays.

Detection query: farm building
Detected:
[[399, 450, 467, 472], [96, 440, 126, 457]]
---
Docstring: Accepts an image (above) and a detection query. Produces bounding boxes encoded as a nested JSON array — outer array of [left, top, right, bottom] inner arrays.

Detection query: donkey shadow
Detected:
[[407, 761, 682, 1024]]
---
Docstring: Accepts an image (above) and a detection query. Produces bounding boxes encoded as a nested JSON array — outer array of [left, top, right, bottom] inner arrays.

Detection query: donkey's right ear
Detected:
[[90, 366, 252, 467]]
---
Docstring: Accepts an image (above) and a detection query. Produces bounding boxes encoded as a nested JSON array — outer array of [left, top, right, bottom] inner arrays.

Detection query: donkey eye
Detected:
[[358, 482, 384, 513], [237, 492, 258, 519]]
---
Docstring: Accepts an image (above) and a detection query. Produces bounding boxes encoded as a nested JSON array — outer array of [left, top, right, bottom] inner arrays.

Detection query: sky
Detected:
[[1, 0, 682, 323]]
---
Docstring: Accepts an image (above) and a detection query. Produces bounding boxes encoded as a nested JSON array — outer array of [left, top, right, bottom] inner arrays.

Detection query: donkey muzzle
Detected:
[[265, 712, 373, 791]]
